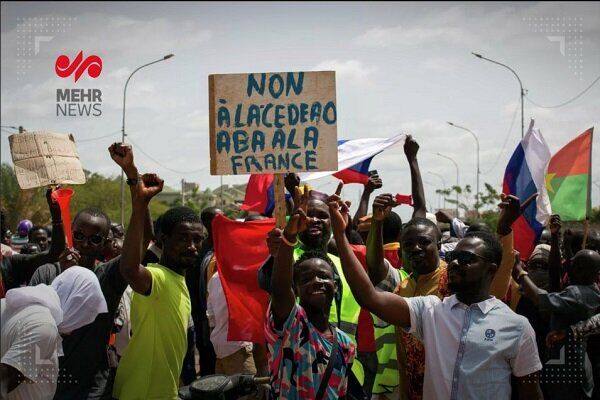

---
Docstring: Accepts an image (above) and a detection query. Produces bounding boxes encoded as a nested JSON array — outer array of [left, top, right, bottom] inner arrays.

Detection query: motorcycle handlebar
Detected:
[[253, 376, 270, 385]]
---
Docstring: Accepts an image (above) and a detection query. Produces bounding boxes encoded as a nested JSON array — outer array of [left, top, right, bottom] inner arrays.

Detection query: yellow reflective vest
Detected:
[[371, 268, 409, 395]]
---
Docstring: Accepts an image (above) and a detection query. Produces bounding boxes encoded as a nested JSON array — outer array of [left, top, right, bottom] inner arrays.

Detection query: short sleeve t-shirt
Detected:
[[405, 294, 541, 400], [265, 303, 356, 400], [113, 263, 191, 400], [1, 300, 60, 400]]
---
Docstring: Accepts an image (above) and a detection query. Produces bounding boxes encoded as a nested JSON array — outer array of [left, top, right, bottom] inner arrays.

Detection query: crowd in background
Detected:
[[1, 136, 599, 400]]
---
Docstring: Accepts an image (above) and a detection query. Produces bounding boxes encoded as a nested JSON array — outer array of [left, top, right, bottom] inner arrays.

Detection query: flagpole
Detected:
[[588, 129, 594, 217], [273, 174, 286, 229], [582, 220, 590, 249]]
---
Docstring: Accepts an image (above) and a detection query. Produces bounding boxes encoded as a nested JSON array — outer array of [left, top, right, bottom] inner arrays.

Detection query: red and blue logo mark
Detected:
[[55, 51, 102, 82]]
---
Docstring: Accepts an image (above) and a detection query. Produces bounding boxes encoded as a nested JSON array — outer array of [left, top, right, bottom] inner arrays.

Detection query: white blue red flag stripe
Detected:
[[241, 134, 406, 215], [333, 140, 374, 184], [502, 120, 551, 259], [300, 133, 405, 182]]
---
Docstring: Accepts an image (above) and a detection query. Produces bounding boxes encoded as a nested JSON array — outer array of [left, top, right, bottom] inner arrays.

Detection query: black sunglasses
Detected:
[[73, 231, 104, 245], [446, 250, 491, 265]]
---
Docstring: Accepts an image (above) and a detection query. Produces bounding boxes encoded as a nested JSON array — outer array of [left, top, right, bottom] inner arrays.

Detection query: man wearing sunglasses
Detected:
[[329, 196, 544, 400], [362, 135, 449, 400], [30, 207, 113, 286]]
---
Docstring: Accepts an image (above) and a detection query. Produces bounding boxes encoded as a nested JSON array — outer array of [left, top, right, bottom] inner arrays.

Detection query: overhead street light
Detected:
[[427, 171, 447, 210], [448, 121, 480, 217], [472, 52, 526, 138], [436, 153, 460, 217], [120, 54, 175, 225]]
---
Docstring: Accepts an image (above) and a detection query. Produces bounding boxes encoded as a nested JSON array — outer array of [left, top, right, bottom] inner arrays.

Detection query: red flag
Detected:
[[212, 214, 274, 343], [394, 193, 413, 206], [240, 174, 275, 215], [546, 128, 593, 221]]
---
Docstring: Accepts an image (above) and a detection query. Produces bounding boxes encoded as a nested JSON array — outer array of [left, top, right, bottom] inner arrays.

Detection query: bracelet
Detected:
[[281, 233, 298, 247], [516, 270, 529, 284], [126, 175, 140, 186]]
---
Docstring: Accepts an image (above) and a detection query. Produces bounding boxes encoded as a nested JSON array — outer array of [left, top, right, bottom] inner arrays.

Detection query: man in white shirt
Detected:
[[206, 272, 256, 377], [329, 198, 544, 400]]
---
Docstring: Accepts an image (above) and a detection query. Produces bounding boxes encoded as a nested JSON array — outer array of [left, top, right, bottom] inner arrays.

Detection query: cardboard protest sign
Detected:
[[8, 132, 86, 189], [209, 71, 338, 175]]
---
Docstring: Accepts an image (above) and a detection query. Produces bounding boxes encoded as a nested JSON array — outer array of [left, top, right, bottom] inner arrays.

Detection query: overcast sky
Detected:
[[1, 1, 599, 221]]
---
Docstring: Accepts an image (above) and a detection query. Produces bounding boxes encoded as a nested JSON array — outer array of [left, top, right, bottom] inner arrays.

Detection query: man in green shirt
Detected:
[[112, 167, 205, 400]]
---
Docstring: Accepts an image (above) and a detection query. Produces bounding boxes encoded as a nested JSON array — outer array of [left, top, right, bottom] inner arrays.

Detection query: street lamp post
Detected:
[[120, 54, 174, 225], [472, 52, 526, 139], [427, 171, 447, 209], [448, 122, 480, 216], [422, 180, 438, 211], [436, 153, 460, 217]]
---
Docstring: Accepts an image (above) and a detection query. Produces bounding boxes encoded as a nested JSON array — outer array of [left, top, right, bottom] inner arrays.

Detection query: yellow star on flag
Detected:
[[545, 173, 556, 193]]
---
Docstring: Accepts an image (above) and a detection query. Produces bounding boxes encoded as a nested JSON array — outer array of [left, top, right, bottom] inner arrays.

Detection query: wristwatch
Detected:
[[516, 270, 529, 284], [126, 175, 139, 186]]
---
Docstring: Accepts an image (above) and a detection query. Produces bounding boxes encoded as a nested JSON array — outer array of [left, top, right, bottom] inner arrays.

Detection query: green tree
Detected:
[[436, 182, 501, 214], [171, 186, 213, 215], [479, 210, 500, 231], [591, 207, 600, 223], [172, 186, 247, 219], [0, 163, 170, 229], [0, 164, 47, 229]]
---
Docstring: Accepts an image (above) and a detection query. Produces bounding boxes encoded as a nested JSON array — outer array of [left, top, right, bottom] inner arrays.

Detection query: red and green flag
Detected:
[[545, 128, 593, 221]]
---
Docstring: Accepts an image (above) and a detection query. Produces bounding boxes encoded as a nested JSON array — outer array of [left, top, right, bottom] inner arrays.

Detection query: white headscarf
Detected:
[[51, 266, 108, 334], [5, 284, 63, 327]]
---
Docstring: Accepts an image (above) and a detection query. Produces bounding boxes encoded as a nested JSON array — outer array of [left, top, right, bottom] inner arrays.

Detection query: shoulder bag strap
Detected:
[[315, 326, 340, 400]]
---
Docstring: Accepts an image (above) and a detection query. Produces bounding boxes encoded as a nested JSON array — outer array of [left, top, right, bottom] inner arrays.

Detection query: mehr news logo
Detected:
[[55, 51, 102, 117]]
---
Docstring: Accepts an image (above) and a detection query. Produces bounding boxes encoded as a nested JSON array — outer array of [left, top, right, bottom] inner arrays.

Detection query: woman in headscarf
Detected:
[[1, 267, 107, 400]]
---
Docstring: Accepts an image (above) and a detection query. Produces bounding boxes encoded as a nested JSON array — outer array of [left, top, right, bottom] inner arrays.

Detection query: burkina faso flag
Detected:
[[546, 128, 593, 221]]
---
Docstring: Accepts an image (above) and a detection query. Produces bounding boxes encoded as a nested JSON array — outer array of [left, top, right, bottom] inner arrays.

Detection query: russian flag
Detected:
[[241, 134, 406, 215], [502, 120, 552, 259], [300, 133, 406, 182], [333, 139, 374, 184]]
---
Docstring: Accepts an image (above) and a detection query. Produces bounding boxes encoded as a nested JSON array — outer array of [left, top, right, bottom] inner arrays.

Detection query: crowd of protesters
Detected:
[[0, 136, 599, 400]]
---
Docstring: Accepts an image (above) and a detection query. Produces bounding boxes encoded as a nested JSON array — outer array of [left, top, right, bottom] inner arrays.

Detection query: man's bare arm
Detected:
[[366, 193, 396, 285], [271, 187, 309, 328], [405, 135, 426, 218], [119, 174, 163, 295], [329, 197, 411, 328]]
